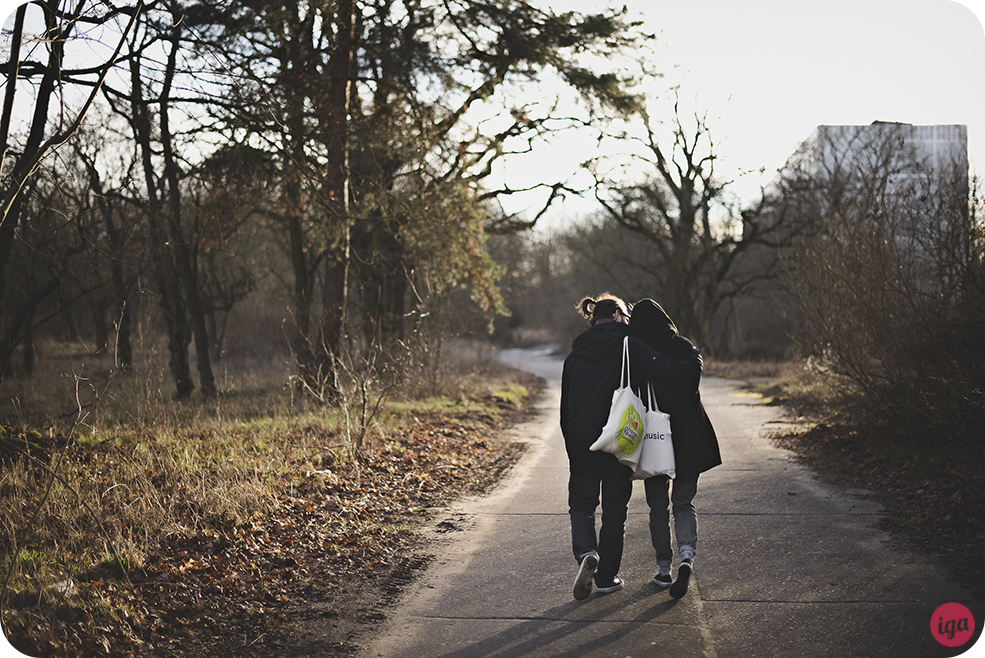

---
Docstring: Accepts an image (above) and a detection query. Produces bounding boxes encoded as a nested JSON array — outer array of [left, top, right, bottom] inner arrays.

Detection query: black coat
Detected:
[[560, 321, 703, 476], [629, 299, 722, 477]]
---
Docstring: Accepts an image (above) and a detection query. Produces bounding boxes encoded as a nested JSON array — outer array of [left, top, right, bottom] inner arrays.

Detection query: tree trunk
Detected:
[[0, 3, 52, 379], [317, 0, 355, 395], [356, 220, 407, 348], [0, 4, 28, 305], [129, 53, 194, 398], [94, 170, 133, 372], [160, 12, 216, 398], [286, 142, 318, 390]]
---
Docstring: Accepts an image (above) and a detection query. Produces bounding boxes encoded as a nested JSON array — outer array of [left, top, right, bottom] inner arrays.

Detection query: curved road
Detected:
[[361, 346, 983, 658]]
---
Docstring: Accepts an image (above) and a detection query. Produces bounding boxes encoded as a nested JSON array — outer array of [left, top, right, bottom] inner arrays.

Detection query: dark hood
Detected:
[[630, 299, 677, 341], [629, 299, 695, 359]]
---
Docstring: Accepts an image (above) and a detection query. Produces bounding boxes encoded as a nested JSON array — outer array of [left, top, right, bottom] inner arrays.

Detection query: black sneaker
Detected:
[[652, 571, 672, 588], [670, 561, 691, 599], [596, 576, 624, 594], [573, 554, 599, 600]]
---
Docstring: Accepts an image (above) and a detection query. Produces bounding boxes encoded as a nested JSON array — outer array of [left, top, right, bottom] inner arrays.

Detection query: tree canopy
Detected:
[[0, 0, 652, 389]]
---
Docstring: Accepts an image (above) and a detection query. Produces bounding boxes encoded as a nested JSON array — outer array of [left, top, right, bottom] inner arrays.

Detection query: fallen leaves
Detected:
[[3, 383, 540, 657]]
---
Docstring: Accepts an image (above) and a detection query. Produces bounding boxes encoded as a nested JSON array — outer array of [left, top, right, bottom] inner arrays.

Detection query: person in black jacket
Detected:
[[561, 294, 703, 600], [629, 298, 722, 599]]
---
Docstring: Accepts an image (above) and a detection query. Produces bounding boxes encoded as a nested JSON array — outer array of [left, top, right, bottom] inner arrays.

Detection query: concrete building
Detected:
[[806, 123, 967, 179], [724, 122, 969, 358]]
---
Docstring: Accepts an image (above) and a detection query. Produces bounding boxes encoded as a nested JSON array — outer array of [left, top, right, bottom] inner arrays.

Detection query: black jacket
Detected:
[[560, 321, 703, 476], [629, 299, 722, 477]]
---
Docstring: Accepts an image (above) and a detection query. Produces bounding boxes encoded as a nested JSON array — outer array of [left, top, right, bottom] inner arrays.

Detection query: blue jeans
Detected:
[[568, 468, 633, 585], [645, 473, 699, 568]]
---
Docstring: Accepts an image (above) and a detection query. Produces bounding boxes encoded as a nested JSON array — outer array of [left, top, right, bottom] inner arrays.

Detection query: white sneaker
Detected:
[[596, 576, 624, 594], [572, 553, 599, 600]]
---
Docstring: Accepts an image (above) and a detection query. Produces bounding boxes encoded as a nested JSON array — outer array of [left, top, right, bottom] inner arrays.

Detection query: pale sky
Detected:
[[512, 0, 985, 227]]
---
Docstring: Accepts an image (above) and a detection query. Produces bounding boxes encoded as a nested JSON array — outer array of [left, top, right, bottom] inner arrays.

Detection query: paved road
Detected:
[[360, 346, 984, 658]]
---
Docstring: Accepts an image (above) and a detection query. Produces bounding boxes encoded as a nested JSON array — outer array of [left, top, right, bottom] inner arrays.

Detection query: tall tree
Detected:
[[316, 0, 354, 397], [191, 0, 345, 396], [126, 28, 197, 397], [199, 0, 649, 393], [81, 0, 246, 397], [345, 1, 645, 353], [159, 1, 216, 398]]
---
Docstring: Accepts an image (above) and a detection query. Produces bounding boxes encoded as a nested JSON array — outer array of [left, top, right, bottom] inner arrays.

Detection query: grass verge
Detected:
[[0, 341, 543, 657]]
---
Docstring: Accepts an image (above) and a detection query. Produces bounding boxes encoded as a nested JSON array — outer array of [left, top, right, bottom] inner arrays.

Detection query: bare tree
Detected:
[[158, 2, 217, 398], [590, 92, 791, 355], [777, 123, 983, 446]]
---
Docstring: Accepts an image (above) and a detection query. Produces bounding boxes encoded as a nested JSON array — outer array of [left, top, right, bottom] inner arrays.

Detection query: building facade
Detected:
[[724, 122, 969, 358]]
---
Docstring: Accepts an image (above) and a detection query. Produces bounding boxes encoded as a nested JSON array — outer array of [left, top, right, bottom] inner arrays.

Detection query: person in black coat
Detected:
[[561, 294, 703, 600], [629, 298, 722, 599]]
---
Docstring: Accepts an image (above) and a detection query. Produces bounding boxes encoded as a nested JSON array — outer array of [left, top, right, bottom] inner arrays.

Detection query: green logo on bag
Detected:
[[617, 406, 643, 456]]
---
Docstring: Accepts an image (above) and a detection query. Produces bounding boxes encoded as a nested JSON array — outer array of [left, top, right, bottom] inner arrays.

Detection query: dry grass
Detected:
[[702, 358, 792, 382], [704, 357, 842, 420], [0, 337, 526, 631]]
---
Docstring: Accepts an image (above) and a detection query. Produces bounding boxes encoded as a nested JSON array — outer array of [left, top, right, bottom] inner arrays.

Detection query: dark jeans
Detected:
[[568, 468, 633, 585]]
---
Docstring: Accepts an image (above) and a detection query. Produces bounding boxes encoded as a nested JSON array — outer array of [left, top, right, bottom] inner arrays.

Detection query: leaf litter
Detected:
[[3, 376, 543, 657]]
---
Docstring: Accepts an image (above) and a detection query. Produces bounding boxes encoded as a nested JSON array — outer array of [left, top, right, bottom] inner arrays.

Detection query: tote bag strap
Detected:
[[621, 336, 631, 388], [647, 381, 663, 413]]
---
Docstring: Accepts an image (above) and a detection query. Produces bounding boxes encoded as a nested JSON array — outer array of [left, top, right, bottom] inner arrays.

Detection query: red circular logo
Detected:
[[931, 602, 976, 648]]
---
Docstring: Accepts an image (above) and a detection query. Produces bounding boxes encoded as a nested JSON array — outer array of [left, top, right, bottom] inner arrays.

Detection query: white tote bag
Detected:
[[633, 382, 676, 479], [589, 337, 646, 468]]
